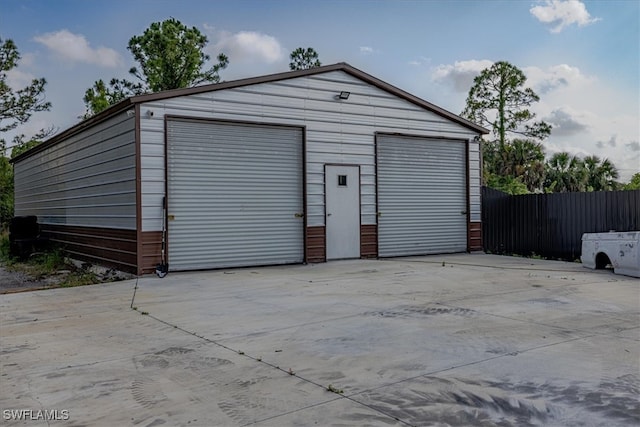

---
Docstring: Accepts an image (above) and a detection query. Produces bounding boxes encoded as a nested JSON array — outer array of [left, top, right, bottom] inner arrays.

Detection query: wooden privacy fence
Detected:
[[481, 187, 640, 261]]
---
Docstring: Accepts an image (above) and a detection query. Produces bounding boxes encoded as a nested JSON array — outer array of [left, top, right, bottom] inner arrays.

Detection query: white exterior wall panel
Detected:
[[14, 112, 136, 229], [468, 141, 481, 222], [139, 70, 481, 231]]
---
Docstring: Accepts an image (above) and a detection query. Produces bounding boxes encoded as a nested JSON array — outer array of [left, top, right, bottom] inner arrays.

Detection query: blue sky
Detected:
[[2, 0, 638, 180]]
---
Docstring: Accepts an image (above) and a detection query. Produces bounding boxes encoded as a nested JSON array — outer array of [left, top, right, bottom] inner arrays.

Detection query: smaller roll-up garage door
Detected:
[[167, 119, 304, 271], [377, 135, 467, 257]]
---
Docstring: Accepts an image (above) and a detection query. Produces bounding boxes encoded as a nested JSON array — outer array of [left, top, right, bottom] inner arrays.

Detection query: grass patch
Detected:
[[1, 231, 102, 289]]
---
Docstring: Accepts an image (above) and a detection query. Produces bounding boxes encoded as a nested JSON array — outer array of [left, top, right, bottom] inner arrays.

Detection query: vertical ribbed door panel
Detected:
[[167, 120, 304, 270], [377, 135, 467, 256]]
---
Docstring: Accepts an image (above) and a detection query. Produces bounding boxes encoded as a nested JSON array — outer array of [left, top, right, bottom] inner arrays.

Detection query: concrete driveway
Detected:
[[1, 254, 638, 426]]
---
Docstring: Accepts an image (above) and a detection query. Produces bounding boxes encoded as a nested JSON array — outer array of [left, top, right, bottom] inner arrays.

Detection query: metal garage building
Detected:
[[12, 63, 488, 274]]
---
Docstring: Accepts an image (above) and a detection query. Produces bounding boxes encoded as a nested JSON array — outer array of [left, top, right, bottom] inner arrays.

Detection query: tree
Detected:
[[82, 79, 140, 119], [544, 152, 587, 193], [83, 18, 229, 117], [128, 18, 228, 92], [623, 173, 640, 190], [1, 38, 52, 227], [1, 38, 51, 138], [0, 155, 12, 227], [289, 47, 321, 71], [583, 155, 619, 191], [9, 126, 56, 158], [482, 138, 545, 194], [485, 173, 529, 195], [462, 61, 551, 148]]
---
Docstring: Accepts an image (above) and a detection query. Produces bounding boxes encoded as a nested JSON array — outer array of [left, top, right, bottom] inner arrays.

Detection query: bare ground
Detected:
[[0, 265, 64, 293]]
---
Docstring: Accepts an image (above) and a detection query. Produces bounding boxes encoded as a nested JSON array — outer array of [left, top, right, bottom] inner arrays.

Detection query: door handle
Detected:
[[460, 211, 467, 215], [327, 213, 332, 217], [294, 213, 305, 218]]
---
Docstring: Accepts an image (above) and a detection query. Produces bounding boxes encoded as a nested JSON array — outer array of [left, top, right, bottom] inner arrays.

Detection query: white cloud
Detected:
[[34, 30, 122, 67], [524, 64, 594, 94], [530, 0, 601, 33], [359, 46, 376, 55], [431, 59, 493, 92], [408, 56, 431, 67], [214, 30, 285, 64], [5, 68, 35, 89], [596, 135, 617, 149], [625, 141, 640, 152], [545, 107, 589, 136]]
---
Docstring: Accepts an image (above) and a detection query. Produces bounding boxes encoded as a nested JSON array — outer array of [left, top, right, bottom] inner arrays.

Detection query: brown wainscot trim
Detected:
[[360, 224, 378, 258], [41, 224, 137, 274], [306, 226, 326, 263], [141, 231, 163, 274], [469, 221, 483, 252]]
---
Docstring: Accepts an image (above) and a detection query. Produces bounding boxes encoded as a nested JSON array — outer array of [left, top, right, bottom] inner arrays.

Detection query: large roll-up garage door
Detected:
[[167, 119, 304, 271], [377, 135, 467, 257]]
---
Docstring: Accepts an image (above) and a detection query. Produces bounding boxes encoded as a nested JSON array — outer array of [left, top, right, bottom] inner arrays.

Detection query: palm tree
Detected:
[[510, 139, 545, 192], [583, 155, 619, 191], [544, 152, 587, 192]]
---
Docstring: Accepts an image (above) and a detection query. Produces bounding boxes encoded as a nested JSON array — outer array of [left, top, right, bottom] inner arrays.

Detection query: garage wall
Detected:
[[138, 70, 480, 232], [14, 112, 136, 228], [13, 112, 137, 271]]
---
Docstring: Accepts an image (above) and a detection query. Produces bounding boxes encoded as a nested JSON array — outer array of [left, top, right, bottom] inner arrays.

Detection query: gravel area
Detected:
[[0, 265, 59, 293]]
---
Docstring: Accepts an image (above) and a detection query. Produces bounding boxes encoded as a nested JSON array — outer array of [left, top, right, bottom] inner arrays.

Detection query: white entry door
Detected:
[[325, 165, 360, 260]]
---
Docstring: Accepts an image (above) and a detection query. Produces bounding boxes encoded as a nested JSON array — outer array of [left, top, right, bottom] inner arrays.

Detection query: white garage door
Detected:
[[377, 135, 467, 257], [167, 119, 304, 271]]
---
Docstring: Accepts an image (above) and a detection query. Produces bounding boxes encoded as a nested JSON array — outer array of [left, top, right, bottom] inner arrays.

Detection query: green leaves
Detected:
[[0, 38, 51, 134], [289, 47, 321, 71], [83, 18, 229, 117], [0, 38, 54, 226], [127, 18, 227, 93], [461, 61, 551, 146]]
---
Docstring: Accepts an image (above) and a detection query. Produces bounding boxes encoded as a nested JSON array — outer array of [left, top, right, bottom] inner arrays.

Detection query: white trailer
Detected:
[[581, 231, 640, 278]]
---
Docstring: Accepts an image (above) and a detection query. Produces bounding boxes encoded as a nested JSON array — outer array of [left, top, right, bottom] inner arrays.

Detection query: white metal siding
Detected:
[[377, 135, 467, 256], [166, 120, 304, 270], [13, 112, 136, 229], [139, 71, 481, 232], [468, 139, 481, 222]]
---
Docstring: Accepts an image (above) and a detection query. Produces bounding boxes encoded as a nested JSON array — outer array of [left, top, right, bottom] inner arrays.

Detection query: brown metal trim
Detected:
[[40, 224, 137, 273], [134, 104, 143, 275], [468, 222, 483, 251], [305, 226, 326, 263], [374, 133, 380, 257], [465, 138, 472, 252], [140, 231, 163, 274], [13, 63, 487, 165], [360, 224, 378, 258], [163, 115, 170, 265], [323, 163, 361, 261], [375, 131, 472, 143], [302, 126, 308, 263]]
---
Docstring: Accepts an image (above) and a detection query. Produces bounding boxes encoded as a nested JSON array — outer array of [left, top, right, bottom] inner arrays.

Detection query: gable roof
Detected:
[[12, 62, 488, 163]]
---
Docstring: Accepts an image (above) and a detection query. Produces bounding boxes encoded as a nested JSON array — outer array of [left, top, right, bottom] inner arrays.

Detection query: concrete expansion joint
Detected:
[[128, 288, 419, 426]]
